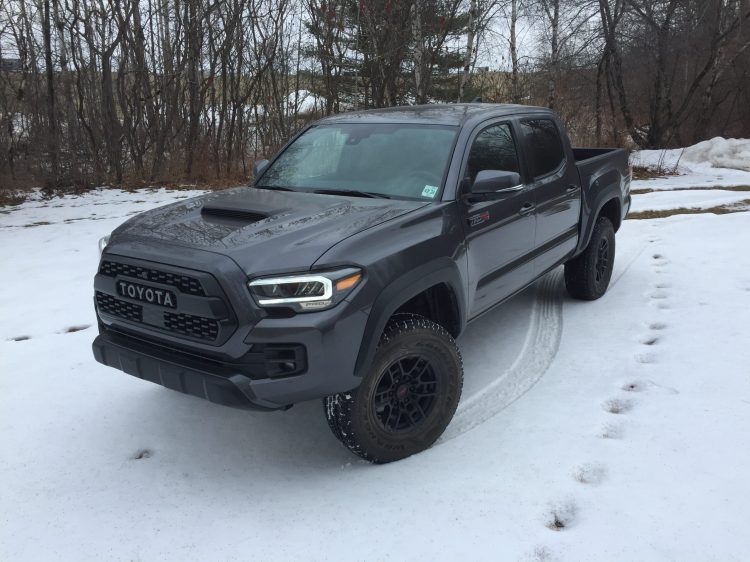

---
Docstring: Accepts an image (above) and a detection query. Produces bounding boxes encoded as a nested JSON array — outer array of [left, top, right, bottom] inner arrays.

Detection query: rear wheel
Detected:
[[324, 314, 463, 463], [564, 216, 615, 300]]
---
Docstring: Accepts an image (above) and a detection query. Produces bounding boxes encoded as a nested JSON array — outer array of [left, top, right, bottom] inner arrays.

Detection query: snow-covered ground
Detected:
[[629, 189, 750, 214], [2, 152, 750, 561]]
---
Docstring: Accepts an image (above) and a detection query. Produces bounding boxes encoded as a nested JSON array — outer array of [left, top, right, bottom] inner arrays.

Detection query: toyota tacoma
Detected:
[[93, 104, 630, 463]]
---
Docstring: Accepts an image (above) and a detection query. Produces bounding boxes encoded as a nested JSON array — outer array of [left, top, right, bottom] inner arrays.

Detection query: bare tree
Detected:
[[2, 0, 749, 191]]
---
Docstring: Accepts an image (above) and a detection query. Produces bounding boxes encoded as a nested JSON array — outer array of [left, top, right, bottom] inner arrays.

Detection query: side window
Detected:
[[466, 123, 520, 183], [520, 119, 565, 178]]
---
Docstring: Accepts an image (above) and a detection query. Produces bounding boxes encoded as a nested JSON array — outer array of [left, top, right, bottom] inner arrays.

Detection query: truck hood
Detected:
[[111, 186, 427, 274]]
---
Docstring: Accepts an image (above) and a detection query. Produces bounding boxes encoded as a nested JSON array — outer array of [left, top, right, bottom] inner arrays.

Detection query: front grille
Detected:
[[99, 260, 205, 296], [163, 312, 219, 341], [96, 258, 236, 345], [96, 292, 143, 322]]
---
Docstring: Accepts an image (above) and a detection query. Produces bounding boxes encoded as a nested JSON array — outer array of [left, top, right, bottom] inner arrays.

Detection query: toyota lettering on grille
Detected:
[[116, 281, 176, 308]]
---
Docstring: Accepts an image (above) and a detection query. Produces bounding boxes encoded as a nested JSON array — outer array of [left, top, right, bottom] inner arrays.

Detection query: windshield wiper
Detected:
[[312, 188, 392, 199], [254, 185, 298, 192]]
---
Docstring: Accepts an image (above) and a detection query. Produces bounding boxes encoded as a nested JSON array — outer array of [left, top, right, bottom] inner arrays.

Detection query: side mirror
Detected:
[[253, 159, 269, 180], [470, 170, 522, 195]]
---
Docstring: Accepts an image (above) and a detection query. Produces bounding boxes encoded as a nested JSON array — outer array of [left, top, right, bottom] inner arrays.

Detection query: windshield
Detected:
[[258, 123, 458, 200]]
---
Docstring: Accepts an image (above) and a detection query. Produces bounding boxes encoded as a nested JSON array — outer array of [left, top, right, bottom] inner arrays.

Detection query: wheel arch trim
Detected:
[[353, 258, 466, 378]]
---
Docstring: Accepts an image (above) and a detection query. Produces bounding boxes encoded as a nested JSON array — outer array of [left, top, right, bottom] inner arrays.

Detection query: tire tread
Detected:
[[324, 313, 462, 463], [564, 216, 615, 300]]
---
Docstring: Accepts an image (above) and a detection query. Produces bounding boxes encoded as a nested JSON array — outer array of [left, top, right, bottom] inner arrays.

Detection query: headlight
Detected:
[[248, 268, 362, 312], [98, 234, 111, 255]]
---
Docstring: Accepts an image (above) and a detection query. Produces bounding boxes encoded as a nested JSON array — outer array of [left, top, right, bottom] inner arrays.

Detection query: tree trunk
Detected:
[[510, 0, 521, 103], [412, 1, 424, 103], [185, 0, 201, 177], [42, 0, 59, 187], [595, 54, 605, 144], [458, 0, 476, 101], [546, 0, 560, 109]]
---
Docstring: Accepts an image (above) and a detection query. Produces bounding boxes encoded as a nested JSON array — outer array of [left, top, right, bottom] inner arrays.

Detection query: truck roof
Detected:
[[319, 103, 552, 127]]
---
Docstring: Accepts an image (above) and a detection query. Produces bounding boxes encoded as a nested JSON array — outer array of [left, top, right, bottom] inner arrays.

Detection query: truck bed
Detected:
[[572, 147, 622, 162], [570, 146, 631, 254], [573, 147, 629, 196]]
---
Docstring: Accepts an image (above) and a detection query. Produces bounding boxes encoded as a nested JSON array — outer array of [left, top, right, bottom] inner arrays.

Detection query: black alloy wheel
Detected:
[[564, 215, 616, 300], [595, 238, 610, 284], [324, 314, 463, 463], [373, 355, 438, 433]]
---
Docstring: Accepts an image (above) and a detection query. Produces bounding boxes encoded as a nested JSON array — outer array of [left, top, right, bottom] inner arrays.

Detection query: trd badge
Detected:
[[469, 211, 490, 227]]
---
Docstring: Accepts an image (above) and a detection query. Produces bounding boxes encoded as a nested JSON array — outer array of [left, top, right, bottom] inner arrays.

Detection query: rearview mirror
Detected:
[[253, 159, 269, 180], [470, 170, 522, 195]]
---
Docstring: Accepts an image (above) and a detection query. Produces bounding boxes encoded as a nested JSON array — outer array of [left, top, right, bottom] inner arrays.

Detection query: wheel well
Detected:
[[599, 198, 622, 232], [391, 283, 461, 338]]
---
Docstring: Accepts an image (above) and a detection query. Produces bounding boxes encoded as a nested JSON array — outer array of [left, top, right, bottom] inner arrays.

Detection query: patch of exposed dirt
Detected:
[[631, 185, 750, 195], [627, 200, 750, 220]]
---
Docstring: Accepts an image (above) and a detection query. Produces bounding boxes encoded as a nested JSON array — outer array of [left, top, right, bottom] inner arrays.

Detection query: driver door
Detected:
[[461, 121, 536, 318]]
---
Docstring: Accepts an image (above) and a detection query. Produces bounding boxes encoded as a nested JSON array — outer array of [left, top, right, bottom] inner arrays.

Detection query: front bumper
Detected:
[[93, 330, 279, 410], [93, 245, 371, 409], [93, 302, 370, 410]]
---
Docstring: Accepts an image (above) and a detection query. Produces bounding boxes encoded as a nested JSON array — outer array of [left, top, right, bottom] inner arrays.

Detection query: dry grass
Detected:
[[0, 191, 28, 207], [631, 165, 678, 181], [631, 185, 750, 195], [627, 200, 750, 220], [0, 179, 242, 209]]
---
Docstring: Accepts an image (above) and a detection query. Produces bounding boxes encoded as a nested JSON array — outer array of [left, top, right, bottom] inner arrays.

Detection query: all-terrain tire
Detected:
[[564, 216, 615, 300], [324, 314, 463, 463]]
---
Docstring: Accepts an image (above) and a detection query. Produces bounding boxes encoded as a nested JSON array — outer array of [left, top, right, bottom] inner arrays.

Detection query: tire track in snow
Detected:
[[441, 269, 564, 441], [440, 239, 649, 442]]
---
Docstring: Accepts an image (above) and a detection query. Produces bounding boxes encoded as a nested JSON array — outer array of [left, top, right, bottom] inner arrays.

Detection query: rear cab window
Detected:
[[520, 119, 566, 179]]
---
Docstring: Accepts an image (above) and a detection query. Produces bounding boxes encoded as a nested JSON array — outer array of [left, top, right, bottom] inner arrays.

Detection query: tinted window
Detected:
[[521, 119, 565, 178], [466, 124, 520, 183]]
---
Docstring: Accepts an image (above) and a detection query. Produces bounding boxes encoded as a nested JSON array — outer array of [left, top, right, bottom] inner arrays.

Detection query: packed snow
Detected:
[[628, 189, 750, 214], [2, 150, 750, 561]]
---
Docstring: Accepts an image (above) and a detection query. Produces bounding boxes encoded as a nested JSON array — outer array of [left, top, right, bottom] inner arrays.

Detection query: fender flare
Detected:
[[353, 257, 466, 378], [578, 187, 623, 253]]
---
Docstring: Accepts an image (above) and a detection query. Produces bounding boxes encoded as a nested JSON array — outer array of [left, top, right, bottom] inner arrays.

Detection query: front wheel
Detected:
[[564, 216, 616, 300], [324, 314, 463, 463]]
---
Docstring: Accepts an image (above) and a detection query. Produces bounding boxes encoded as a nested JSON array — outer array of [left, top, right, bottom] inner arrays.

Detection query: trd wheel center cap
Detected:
[[396, 384, 410, 400]]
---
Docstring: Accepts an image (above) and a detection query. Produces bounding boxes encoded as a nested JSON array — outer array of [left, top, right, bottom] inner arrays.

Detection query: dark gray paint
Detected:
[[93, 103, 630, 409]]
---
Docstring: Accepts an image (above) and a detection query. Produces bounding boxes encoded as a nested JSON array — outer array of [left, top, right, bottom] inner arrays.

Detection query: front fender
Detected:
[[353, 257, 466, 378]]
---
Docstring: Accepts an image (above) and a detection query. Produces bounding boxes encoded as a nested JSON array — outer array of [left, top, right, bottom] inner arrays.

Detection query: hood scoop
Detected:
[[201, 204, 267, 223]]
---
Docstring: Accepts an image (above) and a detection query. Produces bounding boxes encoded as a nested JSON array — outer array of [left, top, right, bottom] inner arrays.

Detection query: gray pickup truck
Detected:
[[93, 104, 630, 463]]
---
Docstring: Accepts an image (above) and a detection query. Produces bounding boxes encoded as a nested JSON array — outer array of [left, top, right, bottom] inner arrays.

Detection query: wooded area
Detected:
[[1, 0, 749, 190]]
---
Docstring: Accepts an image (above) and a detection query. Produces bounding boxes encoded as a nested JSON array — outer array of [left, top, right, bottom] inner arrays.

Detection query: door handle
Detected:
[[519, 202, 535, 216], [566, 184, 579, 192]]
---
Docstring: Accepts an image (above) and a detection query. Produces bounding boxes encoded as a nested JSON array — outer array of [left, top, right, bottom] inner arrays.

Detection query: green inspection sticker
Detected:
[[421, 185, 438, 198]]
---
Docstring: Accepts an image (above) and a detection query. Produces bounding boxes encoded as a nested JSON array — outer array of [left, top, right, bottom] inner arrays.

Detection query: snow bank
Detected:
[[681, 137, 750, 171], [286, 89, 324, 114], [631, 138, 750, 191], [632, 137, 750, 173]]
